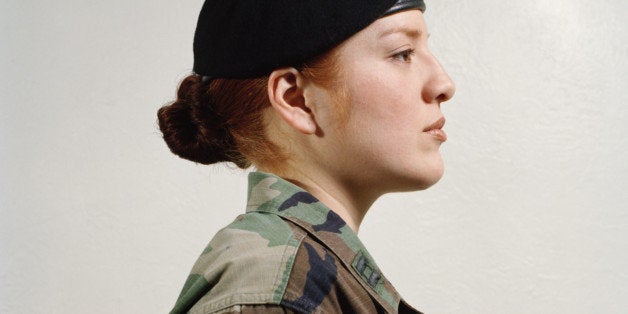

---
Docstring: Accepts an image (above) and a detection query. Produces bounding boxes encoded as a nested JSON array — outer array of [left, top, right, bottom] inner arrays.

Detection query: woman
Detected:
[[158, 0, 455, 313]]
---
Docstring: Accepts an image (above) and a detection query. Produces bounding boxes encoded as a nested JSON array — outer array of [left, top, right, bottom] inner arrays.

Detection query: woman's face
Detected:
[[313, 9, 455, 192]]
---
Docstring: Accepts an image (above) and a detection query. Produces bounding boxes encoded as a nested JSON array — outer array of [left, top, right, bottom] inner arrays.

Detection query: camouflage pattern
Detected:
[[170, 172, 422, 314]]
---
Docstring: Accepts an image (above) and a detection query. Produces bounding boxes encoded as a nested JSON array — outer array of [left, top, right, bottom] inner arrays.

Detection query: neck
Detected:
[[259, 163, 382, 234]]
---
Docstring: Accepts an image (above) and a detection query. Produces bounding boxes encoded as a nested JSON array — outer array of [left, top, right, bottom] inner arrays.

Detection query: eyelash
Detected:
[[392, 49, 416, 62]]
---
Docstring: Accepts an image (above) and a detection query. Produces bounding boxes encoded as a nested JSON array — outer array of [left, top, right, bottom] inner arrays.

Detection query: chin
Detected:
[[395, 158, 445, 191], [410, 172, 443, 191]]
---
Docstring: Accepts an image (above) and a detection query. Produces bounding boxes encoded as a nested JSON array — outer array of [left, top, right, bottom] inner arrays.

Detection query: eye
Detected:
[[391, 49, 416, 63]]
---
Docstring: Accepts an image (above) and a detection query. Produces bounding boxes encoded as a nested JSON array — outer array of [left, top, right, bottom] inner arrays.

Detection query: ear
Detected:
[[267, 67, 317, 134]]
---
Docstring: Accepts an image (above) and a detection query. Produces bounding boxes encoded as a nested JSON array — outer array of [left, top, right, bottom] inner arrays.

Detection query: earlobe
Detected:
[[268, 68, 318, 135]]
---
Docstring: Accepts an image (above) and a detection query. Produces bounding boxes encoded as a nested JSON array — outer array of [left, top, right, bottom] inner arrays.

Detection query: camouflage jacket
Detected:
[[170, 172, 422, 314]]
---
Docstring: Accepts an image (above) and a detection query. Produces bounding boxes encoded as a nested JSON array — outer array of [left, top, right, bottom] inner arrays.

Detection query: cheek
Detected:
[[348, 79, 420, 136], [341, 63, 427, 153], [345, 96, 420, 159]]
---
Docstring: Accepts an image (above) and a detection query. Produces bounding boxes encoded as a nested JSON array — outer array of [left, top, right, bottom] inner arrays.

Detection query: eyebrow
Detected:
[[378, 27, 424, 39]]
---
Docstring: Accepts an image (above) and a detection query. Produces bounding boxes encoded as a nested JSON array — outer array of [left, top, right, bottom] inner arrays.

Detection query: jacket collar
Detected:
[[246, 171, 407, 313]]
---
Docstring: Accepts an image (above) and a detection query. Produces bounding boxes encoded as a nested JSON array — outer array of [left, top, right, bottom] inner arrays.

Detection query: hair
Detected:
[[157, 48, 344, 170]]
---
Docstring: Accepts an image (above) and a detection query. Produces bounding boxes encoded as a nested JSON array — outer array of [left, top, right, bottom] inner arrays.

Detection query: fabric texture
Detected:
[[170, 172, 422, 314]]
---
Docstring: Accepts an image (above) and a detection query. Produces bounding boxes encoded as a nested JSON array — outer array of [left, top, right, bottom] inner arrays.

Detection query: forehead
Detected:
[[366, 10, 427, 40], [331, 10, 427, 59], [332, 9, 427, 56]]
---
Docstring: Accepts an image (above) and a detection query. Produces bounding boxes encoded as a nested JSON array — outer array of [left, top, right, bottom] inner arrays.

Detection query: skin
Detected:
[[262, 9, 455, 233]]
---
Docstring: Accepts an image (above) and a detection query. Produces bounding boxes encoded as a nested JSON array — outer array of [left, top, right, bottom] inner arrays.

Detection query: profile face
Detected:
[[315, 10, 456, 192]]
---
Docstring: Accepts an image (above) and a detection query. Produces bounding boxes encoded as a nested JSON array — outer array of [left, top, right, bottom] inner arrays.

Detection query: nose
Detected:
[[422, 54, 456, 105]]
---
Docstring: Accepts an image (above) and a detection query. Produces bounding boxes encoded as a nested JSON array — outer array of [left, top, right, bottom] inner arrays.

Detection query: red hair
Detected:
[[157, 48, 345, 170]]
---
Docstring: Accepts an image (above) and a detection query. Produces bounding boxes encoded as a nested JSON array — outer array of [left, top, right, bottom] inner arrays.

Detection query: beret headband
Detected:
[[193, 0, 425, 79]]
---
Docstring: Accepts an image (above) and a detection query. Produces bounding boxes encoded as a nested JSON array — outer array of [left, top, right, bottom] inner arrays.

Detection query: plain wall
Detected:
[[1, 0, 626, 313]]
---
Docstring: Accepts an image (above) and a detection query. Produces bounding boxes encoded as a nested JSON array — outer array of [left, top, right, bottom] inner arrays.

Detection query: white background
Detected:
[[1, 1, 626, 313]]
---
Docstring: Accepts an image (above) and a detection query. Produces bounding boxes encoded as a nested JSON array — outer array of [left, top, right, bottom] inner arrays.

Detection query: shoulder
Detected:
[[173, 212, 380, 314], [180, 212, 306, 314]]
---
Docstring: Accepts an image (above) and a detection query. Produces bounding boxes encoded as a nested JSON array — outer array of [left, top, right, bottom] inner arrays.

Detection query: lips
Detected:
[[423, 117, 447, 142]]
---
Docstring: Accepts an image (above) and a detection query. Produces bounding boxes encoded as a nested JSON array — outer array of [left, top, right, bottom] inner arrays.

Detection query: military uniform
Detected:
[[171, 172, 422, 314]]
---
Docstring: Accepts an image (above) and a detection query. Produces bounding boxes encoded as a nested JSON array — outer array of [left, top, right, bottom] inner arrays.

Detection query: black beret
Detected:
[[193, 0, 426, 79]]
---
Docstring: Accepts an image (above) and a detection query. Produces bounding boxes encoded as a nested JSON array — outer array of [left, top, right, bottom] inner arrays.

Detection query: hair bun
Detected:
[[157, 75, 236, 165]]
